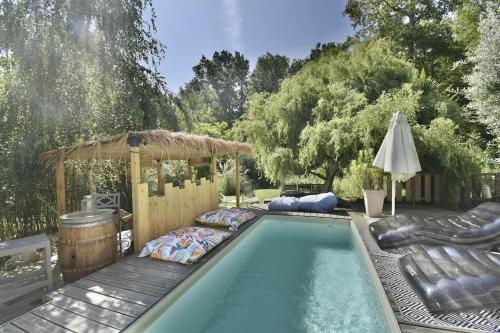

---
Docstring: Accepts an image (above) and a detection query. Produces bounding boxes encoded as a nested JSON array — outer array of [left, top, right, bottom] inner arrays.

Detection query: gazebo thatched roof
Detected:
[[41, 130, 252, 163]]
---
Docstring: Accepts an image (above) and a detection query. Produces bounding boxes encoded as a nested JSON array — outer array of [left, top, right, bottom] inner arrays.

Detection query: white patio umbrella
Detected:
[[373, 111, 421, 216]]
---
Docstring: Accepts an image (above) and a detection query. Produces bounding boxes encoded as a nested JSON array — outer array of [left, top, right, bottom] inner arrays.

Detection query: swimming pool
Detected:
[[126, 216, 399, 333]]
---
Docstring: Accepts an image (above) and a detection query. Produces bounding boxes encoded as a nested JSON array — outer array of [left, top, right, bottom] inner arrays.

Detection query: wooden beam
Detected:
[[424, 174, 432, 202], [433, 174, 441, 205], [157, 162, 164, 194], [187, 162, 193, 182], [235, 153, 240, 207], [405, 179, 413, 203], [130, 147, 149, 254], [395, 182, 402, 202], [56, 158, 66, 217], [496, 173, 500, 202], [88, 160, 97, 194], [210, 155, 217, 183], [414, 174, 421, 202], [210, 155, 218, 208]]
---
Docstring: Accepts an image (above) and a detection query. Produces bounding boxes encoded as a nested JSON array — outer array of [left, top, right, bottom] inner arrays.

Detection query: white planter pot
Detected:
[[363, 189, 385, 218]]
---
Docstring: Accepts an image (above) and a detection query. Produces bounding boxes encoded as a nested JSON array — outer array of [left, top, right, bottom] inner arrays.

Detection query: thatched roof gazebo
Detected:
[[42, 130, 252, 252]]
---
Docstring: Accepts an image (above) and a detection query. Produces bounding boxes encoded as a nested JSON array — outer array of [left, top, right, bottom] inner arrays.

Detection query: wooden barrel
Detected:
[[59, 209, 117, 282]]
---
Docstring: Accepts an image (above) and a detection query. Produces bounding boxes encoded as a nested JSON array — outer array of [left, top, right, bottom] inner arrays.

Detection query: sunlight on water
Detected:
[[142, 217, 390, 333]]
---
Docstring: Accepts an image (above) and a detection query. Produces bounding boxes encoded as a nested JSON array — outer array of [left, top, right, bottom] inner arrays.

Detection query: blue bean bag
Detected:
[[298, 192, 337, 213], [268, 196, 300, 211]]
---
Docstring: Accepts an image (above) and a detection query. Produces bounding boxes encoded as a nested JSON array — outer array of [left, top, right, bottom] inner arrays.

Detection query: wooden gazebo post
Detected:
[[235, 152, 240, 207], [156, 161, 164, 194], [129, 143, 149, 253], [56, 157, 66, 217]]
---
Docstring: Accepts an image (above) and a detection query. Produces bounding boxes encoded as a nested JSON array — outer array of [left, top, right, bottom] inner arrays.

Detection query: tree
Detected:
[[190, 51, 249, 126], [239, 39, 478, 197], [465, 8, 500, 149], [0, 0, 177, 238], [238, 40, 414, 190], [453, 0, 494, 53], [249, 52, 290, 94], [344, 0, 465, 89]]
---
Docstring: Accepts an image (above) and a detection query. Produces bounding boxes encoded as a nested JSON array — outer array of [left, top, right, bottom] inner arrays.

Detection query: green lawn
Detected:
[[220, 188, 280, 206], [254, 188, 280, 202]]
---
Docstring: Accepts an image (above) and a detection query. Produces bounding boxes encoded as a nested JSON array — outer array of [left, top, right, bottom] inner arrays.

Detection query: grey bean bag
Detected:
[[370, 202, 500, 249], [400, 246, 500, 313], [268, 196, 300, 211], [297, 192, 337, 213]]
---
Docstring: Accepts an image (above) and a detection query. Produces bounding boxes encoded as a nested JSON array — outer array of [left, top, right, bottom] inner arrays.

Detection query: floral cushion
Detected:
[[138, 226, 231, 264], [195, 207, 256, 229]]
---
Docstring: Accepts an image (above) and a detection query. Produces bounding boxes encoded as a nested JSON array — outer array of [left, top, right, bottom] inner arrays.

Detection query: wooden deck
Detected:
[[0, 215, 266, 333], [0, 205, 483, 333]]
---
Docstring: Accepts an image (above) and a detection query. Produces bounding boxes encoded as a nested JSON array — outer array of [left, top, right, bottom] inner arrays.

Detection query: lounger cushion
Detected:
[[370, 202, 500, 249], [195, 208, 255, 229], [138, 227, 231, 264], [400, 246, 500, 312], [268, 196, 300, 211], [298, 192, 338, 213]]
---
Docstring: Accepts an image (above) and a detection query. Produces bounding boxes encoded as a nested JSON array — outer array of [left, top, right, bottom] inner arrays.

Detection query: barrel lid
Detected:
[[59, 208, 115, 224]]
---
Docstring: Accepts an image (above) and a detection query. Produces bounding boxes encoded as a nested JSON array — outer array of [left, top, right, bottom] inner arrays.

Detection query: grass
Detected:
[[220, 188, 280, 206]]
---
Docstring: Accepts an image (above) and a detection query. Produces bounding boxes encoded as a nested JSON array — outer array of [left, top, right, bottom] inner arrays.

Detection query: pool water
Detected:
[[137, 216, 391, 333]]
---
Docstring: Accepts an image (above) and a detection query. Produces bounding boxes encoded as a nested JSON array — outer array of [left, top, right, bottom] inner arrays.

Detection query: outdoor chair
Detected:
[[242, 184, 259, 207], [370, 202, 500, 249], [218, 193, 236, 205], [96, 193, 132, 255]]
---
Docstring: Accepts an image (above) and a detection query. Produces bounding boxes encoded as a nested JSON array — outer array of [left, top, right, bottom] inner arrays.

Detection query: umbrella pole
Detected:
[[392, 180, 396, 216]]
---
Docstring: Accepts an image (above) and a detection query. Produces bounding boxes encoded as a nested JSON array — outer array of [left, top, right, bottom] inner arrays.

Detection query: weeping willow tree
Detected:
[[0, 0, 180, 239], [238, 39, 484, 205]]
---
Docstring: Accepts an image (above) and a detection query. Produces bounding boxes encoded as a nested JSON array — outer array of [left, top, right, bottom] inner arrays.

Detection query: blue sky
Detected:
[[152, 0, 354, 92]]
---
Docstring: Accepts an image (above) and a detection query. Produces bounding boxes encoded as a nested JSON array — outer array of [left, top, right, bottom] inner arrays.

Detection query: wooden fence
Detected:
[[133, 177, 219, 253], [381, 173, 500, 205]]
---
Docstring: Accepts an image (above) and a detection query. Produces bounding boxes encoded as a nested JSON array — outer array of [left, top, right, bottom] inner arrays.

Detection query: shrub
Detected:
[[334, 149, 384, 199], [218, 160, 248, 195]]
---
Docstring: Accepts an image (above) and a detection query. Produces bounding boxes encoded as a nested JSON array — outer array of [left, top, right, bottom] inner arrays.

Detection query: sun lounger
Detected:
[[400, 246, 500, 313], [370, 202, 500, 249]]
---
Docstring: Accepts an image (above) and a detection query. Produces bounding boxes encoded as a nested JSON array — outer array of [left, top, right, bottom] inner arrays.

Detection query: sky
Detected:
[[151, 0, 354, 92]]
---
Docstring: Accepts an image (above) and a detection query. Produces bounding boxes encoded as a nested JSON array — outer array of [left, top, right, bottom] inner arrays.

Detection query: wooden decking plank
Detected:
[[73, 278, 158, 306], [84, 272, 166, 297], [98, 266, 176, 288], [0, 288, 46, 325], [49, 294, 134, 330], [11, 313, 69, 333], [33, 304, 118, 333], [113, 262, 186, 280], [124, 256, 193, 273], [54, 285, 148, 317], [0, 324, 26, 333]]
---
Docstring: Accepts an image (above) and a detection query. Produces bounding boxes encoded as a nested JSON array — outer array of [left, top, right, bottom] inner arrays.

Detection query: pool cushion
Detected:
[[138, 226, 231, 264], [399, 246, 500, 313], [370, 202, 500, 249], [268, 196, 300, 211], [195, 207, 256, 229], [297, 192, 338, 213]]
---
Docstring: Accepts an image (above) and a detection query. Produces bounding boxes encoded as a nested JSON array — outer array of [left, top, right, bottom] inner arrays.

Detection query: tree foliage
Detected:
[[249, 52, 290, 94], [188, 51, 249, 126], [343, 0, 492, 92], [239, 39, 416, 189], [465, 8, 500, 149], [239, 38, 484, 205], [0, 0, 179, 239]]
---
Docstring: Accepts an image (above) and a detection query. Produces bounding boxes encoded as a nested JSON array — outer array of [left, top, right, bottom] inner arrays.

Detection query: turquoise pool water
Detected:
[[135, 216, 392, 333]]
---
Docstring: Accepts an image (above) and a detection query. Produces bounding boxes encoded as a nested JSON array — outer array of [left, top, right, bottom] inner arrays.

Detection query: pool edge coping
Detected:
[[351, 220, 402, 333]]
